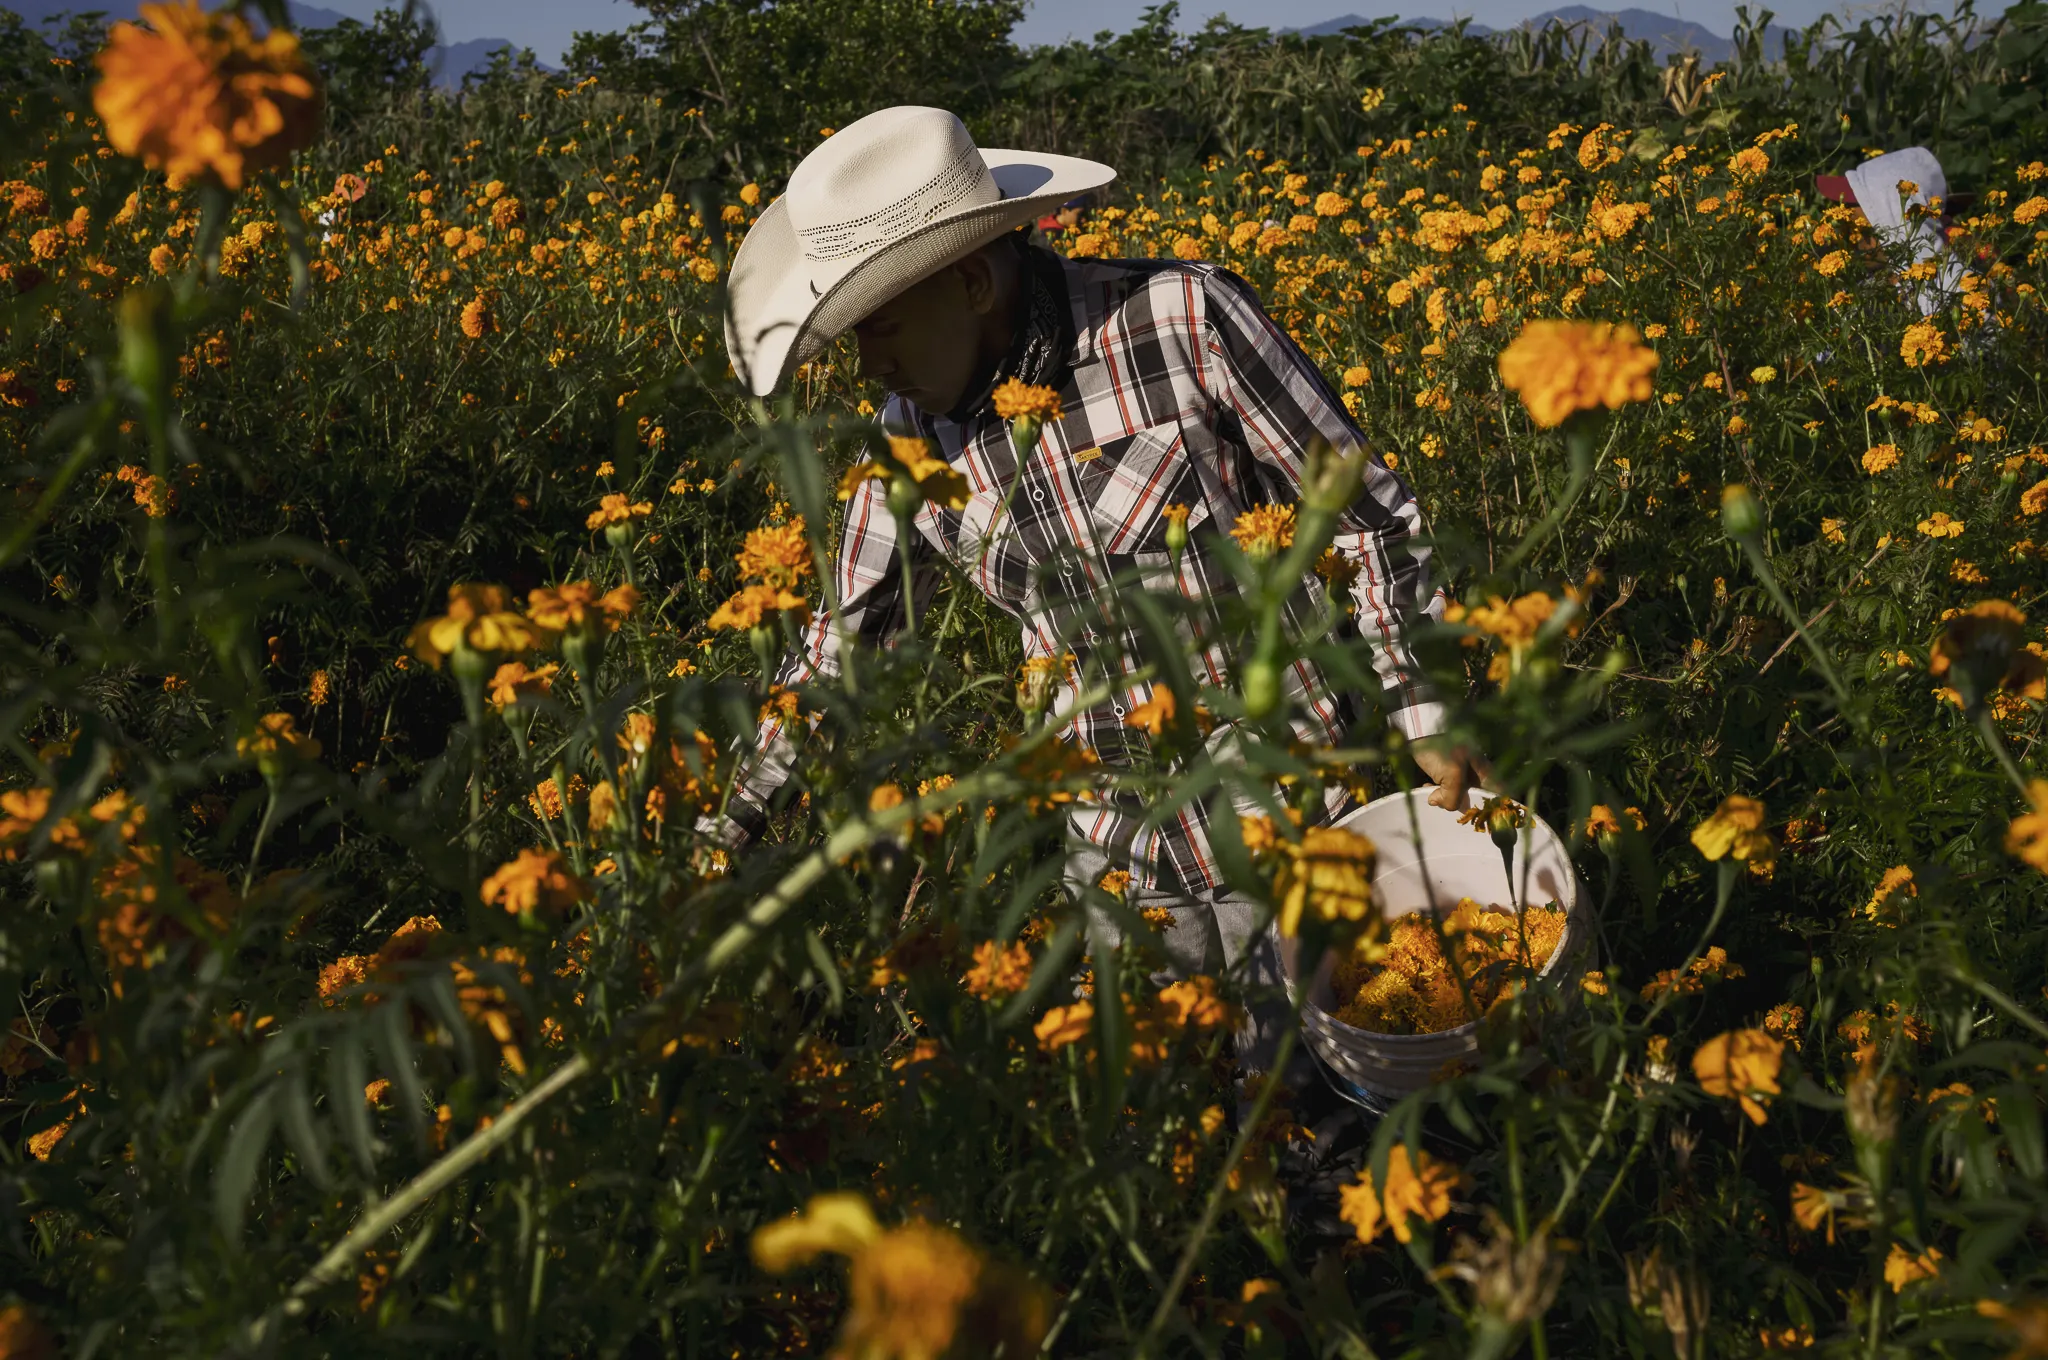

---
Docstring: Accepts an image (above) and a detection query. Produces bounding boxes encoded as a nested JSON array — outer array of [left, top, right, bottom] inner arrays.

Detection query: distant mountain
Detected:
[[1292, 6, 1800, 62], [4, 0, 530, 85]]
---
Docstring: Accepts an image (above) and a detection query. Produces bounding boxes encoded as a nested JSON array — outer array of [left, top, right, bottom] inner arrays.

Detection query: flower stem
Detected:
[[1499, 421, 1596, 573], [1973, 707, 2033, 795], [1735, 534, 1852, 713]]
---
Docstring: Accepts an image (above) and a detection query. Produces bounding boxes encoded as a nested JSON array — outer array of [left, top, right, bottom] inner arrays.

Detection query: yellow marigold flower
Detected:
[[1916, 511, 1964, 538], [1692, 1028, 1784, 1124], [1341, 364, 1370, 387], [1338, 1145, 1461, 1244], [1271, 825, 1377, 938], [237, 711, 320, 766], [752, 1191, 884, 1271], [2007, 780, 2048, 875], [1727, 145, 1770, 179], [1228, 219, 1261, 250], [1228, 503, 1296, 562], [585, 492, 653, 531], [487, 660, 557, 710], [990, 380, 1063, 423], [2013, 195, 2048, 224], [1815, 248, 1850, 276], [1123, 687, 1175, 736], [148, 242, 176, 274], [527, 580, 639, 634], [408, 584, 543, 667], [1821, 518, 1846, 544], [1097, 868, 1132, 899], [1690, 795, 1775, 866], [1900, 319, 1948, 367], [306, 668, 331, 707], [1171, 234, 1207, 259], [1581, 969, 1609, 996], [92, 0, 321, 191], [1749, 364, 1778, 385], [479, 847, 587, 919], [1497, 319, 1658, 428], [1884, 1242, 1943, 1293], [1790, 1182, 1835, 1241], [962, 940, 1032, 1001], [585, 779, 621, 834], [1315, 546, 1360, 595], [735, 516, 811, 589], [1313, 191, 1351, 217], [707, 583, 809, 631], [1034, 1001, 1093, 1052], [458, 293, 495, 339], [1861, 443, 1902, 474]]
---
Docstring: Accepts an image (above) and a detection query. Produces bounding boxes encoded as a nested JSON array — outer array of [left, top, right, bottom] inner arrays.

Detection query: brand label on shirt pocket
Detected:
[[1078, 424, 1203, 555]]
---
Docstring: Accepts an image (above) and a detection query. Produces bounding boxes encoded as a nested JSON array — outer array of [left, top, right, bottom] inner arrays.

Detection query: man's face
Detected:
[[851, 262, 985, 414]]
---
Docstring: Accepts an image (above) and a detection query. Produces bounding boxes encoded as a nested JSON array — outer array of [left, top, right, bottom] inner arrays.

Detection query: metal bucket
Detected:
[[1280, 789, 1584, 1113]]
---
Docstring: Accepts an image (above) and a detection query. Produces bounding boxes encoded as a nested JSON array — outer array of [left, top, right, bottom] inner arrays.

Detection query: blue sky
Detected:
[[327, 0, 1926, 62]]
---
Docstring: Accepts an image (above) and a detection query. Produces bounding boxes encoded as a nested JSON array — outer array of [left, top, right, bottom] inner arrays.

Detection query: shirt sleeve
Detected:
[[1192, 268, 1447, 741], [721, 412, 937, 839]]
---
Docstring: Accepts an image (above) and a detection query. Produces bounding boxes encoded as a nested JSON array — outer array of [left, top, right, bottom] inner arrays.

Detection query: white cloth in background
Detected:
[[1844, 146, 1965, 316]]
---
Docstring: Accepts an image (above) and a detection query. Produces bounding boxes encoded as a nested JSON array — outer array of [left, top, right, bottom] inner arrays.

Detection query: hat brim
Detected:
[[1815, 173, 1857, 204], [724, 150, 1116, 397]]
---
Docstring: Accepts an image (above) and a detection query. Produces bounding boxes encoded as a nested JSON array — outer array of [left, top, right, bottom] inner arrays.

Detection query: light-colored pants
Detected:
[[1064, 841, 1290, 1076]]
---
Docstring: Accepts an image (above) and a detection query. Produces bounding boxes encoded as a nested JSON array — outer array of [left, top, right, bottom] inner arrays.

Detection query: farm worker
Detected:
[[1035, 192, 1094, 238], [1814, 146, 1967, 316], [718, 105, 1479, 1077]]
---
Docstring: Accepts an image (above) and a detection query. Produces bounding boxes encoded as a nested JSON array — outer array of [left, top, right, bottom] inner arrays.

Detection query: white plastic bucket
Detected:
[[1280, 789, 1584, 1111]]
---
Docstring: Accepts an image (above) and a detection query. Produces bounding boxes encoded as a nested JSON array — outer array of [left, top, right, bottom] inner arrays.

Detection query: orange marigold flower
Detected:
[[707, 583, 809, 632], [487, 660, 558, 710], [526, 580, 638, 633], [735, 516, 812, 589], [1497, 319, 1658, 428], [962, 940, 1033, 1001], [1692, 1027, 1784, 1124], [1034, 1001, 1094, 1052], [479, 847, 587, 919], [1229, 503, 1296, 562], [236, 711, 320, 768], [1900, 319, 1948, 367], [1123, 686, 1176, 736], [990, 380, 1063, 423], [1339, 1144, 1462, 1243], [1884, 1242, 1943, 1292], [458, 293, 495, 339], [91, 0, 321, 192], [586, 492, 653, 531]]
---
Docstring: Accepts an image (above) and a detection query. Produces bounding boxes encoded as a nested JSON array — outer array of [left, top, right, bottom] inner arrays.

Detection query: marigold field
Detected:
[[6, 3, 2048, 1356]]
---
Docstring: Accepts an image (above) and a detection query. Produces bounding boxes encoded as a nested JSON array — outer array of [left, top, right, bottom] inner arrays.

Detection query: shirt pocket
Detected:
[[1075, 423, 1208, 556]]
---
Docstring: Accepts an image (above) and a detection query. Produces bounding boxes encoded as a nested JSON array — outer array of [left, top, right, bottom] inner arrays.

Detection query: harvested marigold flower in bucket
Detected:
[[1331, 897, 1569, 1035]]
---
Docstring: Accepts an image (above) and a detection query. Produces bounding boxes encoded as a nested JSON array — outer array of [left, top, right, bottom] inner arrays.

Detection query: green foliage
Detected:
[[5, 8, 2048, 1358]]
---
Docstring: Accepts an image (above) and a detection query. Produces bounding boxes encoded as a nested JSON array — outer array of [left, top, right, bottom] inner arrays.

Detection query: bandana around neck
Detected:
[[945, 241, 1072, 424]]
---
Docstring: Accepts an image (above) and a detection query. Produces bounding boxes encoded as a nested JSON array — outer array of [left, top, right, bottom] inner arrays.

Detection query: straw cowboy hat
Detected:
[[724, 105, 1115, 397]]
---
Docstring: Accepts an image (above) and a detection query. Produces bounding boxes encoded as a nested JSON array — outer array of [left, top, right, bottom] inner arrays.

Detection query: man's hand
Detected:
[[1413, 741, 1490, 811]]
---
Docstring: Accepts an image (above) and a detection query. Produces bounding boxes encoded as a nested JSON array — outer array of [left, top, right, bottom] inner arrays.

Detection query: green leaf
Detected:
[[278, 1067, 333, 1191], [215, 1089, 280, 1243], [328, 1033, 377, 1178]]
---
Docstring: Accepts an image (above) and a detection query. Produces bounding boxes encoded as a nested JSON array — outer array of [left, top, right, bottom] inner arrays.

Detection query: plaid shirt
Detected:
[[732, 256, 1445, 890]]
